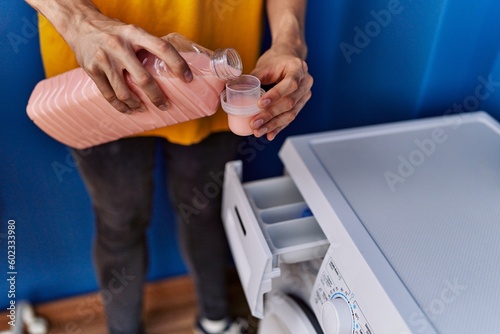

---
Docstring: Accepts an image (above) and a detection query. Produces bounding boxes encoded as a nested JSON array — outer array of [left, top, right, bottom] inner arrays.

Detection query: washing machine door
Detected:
[[258, 293, 323, 334]]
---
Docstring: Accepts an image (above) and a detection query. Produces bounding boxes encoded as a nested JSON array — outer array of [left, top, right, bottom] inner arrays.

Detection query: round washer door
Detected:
[[258, 293, 323, 334]]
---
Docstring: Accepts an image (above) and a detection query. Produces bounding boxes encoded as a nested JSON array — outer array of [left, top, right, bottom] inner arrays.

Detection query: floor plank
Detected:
[[0, 272, 258, 334]]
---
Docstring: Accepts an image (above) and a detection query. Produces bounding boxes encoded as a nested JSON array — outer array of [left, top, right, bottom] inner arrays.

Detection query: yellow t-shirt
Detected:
[[38, 1, 264, 145]]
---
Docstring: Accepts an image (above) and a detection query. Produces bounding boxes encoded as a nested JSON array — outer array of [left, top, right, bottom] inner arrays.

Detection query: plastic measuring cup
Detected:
[[221, 75, 265, 136]]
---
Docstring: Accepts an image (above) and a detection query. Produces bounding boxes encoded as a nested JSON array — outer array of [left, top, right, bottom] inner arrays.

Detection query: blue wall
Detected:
[[1, 0, 500, 308]]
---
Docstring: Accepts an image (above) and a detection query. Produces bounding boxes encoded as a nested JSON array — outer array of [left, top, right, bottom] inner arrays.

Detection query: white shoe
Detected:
[[194, 317, 249, 334]]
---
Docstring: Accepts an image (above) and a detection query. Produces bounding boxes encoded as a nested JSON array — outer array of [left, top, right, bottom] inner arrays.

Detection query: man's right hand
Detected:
[[25, 0, 193, 113]]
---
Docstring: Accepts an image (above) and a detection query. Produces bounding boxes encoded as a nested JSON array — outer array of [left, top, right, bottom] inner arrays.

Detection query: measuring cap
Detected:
[[221, 75, 265, 116]]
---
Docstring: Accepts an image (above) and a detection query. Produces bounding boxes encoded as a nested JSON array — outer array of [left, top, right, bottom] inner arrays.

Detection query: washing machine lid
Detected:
[[279, 112, 500, 333]]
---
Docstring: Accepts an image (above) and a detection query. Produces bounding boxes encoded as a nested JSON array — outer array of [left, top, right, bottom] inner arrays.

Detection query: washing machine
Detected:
[[222, 111, 500, 334], [222, 158, 329, 333], [257, 261, 324, 334]]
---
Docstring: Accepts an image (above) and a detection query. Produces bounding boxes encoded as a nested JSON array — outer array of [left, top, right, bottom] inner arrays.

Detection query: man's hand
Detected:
[[25, 0, 193, 113], [249, 0, 313, 141], [250, 46, 313, 140]]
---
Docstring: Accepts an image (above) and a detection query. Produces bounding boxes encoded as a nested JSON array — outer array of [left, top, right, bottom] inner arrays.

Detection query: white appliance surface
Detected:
[[278, 112, 500, 333]]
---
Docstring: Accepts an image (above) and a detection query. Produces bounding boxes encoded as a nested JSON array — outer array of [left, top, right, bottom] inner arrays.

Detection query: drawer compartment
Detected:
[[260, 202, 312, 225], [244, 177, 326, 264], [221, 160, 329, 318], [267, 217, 325, 249], [244, 177, 304, 209]]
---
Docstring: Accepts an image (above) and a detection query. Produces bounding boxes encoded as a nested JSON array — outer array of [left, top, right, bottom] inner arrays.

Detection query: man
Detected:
[[25, 0, 313, 333]]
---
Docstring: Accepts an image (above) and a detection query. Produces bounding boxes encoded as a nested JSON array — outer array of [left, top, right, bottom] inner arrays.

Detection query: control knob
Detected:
[[321, 297, 352, 334]]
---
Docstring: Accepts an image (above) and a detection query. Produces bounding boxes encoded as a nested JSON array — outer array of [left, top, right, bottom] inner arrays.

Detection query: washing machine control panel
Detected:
[[311, 255, 374, 334]]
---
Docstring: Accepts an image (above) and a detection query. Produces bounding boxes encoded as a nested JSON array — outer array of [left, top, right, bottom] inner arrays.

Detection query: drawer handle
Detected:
[[234, 206, 247, 236]]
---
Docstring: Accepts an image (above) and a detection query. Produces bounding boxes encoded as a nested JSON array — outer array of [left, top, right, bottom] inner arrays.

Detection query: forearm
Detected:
[[24, 0, 103, 47], [265, 0, 308, 59], [25, 0, 191, 113]]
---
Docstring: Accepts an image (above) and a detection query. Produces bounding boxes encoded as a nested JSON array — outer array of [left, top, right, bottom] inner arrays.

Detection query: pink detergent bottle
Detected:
[[26, 33, 243, 149]]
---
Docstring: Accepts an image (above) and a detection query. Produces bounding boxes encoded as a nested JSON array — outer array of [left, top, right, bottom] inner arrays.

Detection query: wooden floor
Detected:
[[1, 271, 259, 334]]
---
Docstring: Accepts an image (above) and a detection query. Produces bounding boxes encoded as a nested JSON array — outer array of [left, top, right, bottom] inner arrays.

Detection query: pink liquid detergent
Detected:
[[27, 51, 240, 149], [221, 78, 264, 136], [226, 94, 261, 136]]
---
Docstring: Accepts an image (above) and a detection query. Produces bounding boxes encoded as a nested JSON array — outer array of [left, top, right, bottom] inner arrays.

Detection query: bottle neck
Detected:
[[211, 48, 243, 80]]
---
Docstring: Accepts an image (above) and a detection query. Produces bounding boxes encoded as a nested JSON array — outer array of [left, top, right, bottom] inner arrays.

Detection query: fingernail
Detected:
[[260, 98, 271, 108], [158, 103, 169, 111], [253, 119, 264, 129], [184, 70, 193, 82]]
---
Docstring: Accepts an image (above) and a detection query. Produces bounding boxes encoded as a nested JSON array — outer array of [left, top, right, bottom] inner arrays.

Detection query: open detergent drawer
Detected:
[[222, 160, 329, 319]]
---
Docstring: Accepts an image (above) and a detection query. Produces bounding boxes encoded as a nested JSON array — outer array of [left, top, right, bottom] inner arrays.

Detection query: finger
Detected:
[[90, 70, 135, 113], [257, 60, 309, 109], [105, 63, 148, 112], [97, 35, 169, 110], [253, 110, 295, 138], [254, 91, 312, 138], [251, 74, 313, 129], [120, 26, 193, 83], [264, 74, 313, 117], [85, 45, 145, 113], [150, 34, 192, 82], [267, 125, 286, 141], [125, 55, 169, 110]]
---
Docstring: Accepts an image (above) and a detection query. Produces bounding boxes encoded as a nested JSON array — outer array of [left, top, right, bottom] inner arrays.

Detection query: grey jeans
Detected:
[[72, 132, 242, 334]]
